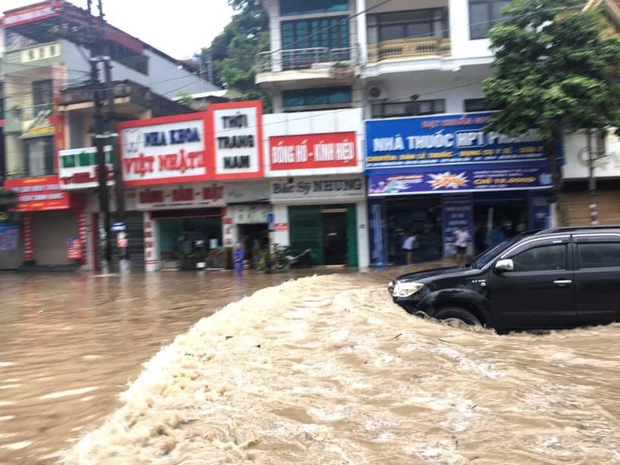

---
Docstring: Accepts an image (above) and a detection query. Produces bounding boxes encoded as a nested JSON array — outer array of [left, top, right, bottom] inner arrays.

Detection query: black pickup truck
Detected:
[[389, 226, 620, 332]]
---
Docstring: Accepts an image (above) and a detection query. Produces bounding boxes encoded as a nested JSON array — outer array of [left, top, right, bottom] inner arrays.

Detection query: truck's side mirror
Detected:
[[495, 259, 514, 273]]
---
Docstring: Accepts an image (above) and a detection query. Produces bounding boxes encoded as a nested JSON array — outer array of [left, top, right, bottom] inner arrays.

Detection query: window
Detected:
[[464, 98, 488, 112], [282, 87, 352, 109], [281, 17, 349, 69], [578, 243, 620, 269], [280, 0, 348, 16], [371, 99, 445, 119], [469, 0, 511, 40], [32, 80, 53, 107], [281, 17, 349, 50], [25, 136, 55, 177], [511, 244, 567, 272], [367, 8, 447, 45]]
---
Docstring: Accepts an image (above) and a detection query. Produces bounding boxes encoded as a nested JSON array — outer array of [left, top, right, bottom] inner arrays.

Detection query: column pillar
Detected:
[[78, 210, 87, 266], [144, 212, 157, 272], [23, 213, 34, 266]]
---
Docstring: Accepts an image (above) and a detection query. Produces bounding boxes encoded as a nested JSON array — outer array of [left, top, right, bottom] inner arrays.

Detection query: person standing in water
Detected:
[[453, 226, 471, 266], [402, 229, 419, 265], [234, 243, 244, 277]]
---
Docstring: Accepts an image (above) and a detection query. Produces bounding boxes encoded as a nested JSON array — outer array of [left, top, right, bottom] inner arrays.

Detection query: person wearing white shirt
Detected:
[[453, 226, 471, 266], [402, 230, 419, 265]]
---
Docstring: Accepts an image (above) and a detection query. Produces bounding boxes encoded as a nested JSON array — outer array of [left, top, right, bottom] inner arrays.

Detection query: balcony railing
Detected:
[[367, 38, 451, 63], [256, 47, 358, 73]]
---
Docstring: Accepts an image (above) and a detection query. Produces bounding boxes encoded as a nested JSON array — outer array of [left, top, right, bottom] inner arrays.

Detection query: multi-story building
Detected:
[[0, 0, 221, 270], [0, 21, 5, 177], [559, 0, 620, 227], [256, 0, 557, 267]]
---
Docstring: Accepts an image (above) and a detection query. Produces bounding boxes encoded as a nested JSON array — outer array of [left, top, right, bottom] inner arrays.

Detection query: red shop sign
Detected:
[[269, 132, 357, 171], [4, 176, 71, 212]]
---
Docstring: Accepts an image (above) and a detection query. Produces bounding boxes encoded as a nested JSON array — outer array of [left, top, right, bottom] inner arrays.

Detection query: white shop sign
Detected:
[[225, 182, 270, 203], [121, 117, 207, 185], [59, 146, 114, 190], [231, 204, 271, 224], [563, 131, 620, 179], [270, 176, 366, 203], [136, 184, 226, 210], [213, 106, 260, 176]]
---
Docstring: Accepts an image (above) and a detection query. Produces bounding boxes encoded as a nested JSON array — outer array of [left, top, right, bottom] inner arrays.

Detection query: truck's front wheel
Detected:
[[434, 307, 482, 328]]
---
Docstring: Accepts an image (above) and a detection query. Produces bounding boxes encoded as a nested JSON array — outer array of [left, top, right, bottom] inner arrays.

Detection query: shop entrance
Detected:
[[154, 209, 223, 270], [238, 223, 269, 268], [323, 208, 347, 265], [385, 196, 443, 264], [473, 192, 529, 255], [288, 204, 358, 267]]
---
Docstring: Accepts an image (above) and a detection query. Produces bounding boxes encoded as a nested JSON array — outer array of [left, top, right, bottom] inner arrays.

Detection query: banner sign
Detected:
[[135, 183, 226, 210], [3, 1, 61, 28], [0, 223, 19, 251], [59, 146, 114, 190], [368, 166, 552, 196], [442, 194, 473, 257], [4, 176, 71, 211], [211, 101, 264, 180], [365, 112, 545, 170], [120, 114, 208, 187], [269, 132, 357, 171], [270, 176, 365, 202]]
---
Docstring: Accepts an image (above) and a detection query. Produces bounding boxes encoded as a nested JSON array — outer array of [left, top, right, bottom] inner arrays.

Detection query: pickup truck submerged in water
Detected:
[[389, 226, 620, 332]]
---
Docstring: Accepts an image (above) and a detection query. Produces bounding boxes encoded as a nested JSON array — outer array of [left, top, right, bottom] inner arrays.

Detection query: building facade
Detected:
[[0, 0, 221, 270], [561, 130, 620, 226], [265, 108, 369, 268], [256, 0, 553, 266], [114, 101, 266, 272]]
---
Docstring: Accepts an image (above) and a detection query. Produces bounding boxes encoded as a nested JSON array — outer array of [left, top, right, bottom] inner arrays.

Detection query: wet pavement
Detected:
[[1, 265, 620, 464]]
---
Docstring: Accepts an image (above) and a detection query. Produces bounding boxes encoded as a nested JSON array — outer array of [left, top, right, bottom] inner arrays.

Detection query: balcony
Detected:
[[4, 104, 55, 136], [3, 41, 63, 74], [58, 80, 192, 118], [367, 37, 451, 63], [256, 47, 359, 86]]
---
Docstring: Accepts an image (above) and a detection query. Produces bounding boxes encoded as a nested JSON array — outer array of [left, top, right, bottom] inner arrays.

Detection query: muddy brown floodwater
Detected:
[[1, 266, 620, 465], [0, 268, 352, 465]]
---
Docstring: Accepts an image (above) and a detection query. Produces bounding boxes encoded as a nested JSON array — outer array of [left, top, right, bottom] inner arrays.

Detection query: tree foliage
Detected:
[[201, 0, 271, 111], [482, 0, 620, 224]]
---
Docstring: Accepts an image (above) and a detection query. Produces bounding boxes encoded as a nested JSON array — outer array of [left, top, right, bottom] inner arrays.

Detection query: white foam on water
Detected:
[[0, 416, 15, 421], [40, 386, 99, 400], [0, 362, 14, 368], [52, 275, 620, 465], [1, 441, 32, 451], [0, 384, 21, 390]]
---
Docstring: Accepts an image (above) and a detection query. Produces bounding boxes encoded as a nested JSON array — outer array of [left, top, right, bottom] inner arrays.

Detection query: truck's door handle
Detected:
[[553, 280, 572, 286]]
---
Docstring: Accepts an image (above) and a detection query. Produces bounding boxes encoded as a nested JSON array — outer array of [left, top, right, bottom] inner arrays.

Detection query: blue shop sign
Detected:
[[365, 112, 546, 171], [368, 165, 553, 196]]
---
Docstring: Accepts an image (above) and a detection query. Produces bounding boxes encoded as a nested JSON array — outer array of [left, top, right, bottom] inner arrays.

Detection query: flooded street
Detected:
[[1, 268, 620, 464], [0, 269, 345, 465]]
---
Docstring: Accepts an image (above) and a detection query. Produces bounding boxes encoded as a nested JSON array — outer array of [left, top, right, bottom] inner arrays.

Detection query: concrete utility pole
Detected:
[[100, 2, 130, 274], [88, 0, 112, 273], [586, 129, 599, 225]]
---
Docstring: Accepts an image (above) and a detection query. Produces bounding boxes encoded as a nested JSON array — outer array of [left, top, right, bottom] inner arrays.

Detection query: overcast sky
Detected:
[[2, 0, 235, 59]]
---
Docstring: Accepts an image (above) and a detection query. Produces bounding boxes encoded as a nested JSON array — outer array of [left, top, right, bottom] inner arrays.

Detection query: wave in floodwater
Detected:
[[57, 274, 620, 465]]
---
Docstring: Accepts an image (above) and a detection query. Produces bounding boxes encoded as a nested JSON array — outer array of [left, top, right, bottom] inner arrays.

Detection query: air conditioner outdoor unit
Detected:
[[368, 85, 388, 101]]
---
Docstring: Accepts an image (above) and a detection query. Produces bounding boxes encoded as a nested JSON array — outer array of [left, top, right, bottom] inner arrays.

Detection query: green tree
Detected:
[[202, 0, 271, 111], [482, 0, 620, 225]]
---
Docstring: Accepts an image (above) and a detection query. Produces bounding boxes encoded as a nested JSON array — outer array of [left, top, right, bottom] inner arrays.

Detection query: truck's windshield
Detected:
[[470, 237, 520, 269]]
